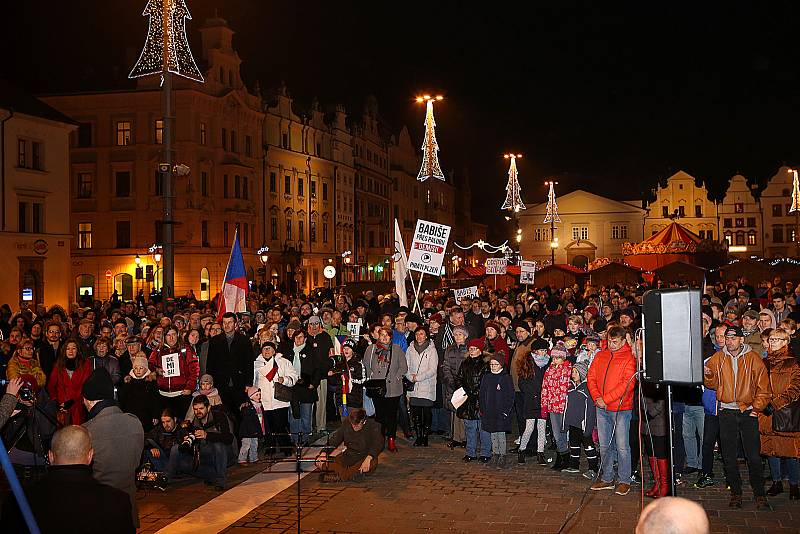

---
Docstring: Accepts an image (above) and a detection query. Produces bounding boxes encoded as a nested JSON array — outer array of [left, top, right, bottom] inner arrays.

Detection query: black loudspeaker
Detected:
[[642, 287, 703, 385]]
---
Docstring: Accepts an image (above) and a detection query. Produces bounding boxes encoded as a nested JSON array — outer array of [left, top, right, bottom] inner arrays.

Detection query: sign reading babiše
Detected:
[[407, 220, 451, 276]]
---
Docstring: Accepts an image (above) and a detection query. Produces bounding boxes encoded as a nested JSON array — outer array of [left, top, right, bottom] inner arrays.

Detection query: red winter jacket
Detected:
[[541, 361, 573, 414], [47, 359, 92, 424], [148, 345, 200, 393], [479, 335, 511, 367], [587, 343, 637, 412]]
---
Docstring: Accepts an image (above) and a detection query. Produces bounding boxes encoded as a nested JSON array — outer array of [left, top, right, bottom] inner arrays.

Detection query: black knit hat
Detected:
[[82, 368, 115, 401]]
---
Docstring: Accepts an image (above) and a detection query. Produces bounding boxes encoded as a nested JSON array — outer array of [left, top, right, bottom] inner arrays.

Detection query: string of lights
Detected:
[[416, 95, 445, 182], [501, 154, 525, 212]]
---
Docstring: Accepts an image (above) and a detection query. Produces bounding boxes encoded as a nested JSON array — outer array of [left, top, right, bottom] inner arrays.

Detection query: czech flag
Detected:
[[216, 229, 248, 320]]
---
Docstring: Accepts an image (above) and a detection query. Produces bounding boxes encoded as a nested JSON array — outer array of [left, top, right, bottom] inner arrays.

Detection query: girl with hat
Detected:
[[541, 341, 573, 471], [561, 361, 599, 478], [514, 336, 549, 465], [479, 351, 515, 469]]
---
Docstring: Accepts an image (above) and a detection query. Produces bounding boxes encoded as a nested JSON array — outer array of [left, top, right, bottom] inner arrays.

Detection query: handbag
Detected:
[[273, 381, 295, 403], [365, 345, 393, 399], [772, 400, 800, 433], [403, 346, 429, 393]]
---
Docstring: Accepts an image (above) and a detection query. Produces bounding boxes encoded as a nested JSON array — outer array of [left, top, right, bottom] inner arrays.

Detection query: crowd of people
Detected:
[[0, 273, 798, 530]]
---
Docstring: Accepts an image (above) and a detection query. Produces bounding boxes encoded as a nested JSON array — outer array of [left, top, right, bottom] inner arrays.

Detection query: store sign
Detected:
[[33, 239, 48, 255]]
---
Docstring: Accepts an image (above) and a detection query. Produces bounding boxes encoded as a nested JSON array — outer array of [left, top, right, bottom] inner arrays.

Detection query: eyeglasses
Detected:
[[20, 346, 34, 351], [768, 338, 787, 343]]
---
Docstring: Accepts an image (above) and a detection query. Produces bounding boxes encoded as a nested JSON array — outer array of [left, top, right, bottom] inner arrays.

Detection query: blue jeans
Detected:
[[432, 407, 450, 434], [596, 408, 632, 484], [144, 445, 170, 472], [167, 441, 228, 486], [549, 412, 568, 453], [289, 403, 314, 443], [683, 405, 704, 470], [464, 419, 491, 457], [768, 456, 800, 484]]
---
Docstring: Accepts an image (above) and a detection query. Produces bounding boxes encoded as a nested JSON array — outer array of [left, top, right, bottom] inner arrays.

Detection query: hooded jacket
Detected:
[[704, 343, 771, 413], [587, 342, 637, 412]]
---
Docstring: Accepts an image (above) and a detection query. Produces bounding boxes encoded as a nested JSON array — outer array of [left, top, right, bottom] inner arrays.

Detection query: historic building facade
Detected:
[[644, 170, 719, 240], [718, 174, 763, 258], [0, 84, 76, 308], [761, 166, 799, 259]]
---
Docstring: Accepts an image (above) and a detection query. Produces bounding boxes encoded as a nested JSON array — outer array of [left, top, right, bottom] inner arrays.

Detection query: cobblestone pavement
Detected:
[[132, 435, 800, 534]]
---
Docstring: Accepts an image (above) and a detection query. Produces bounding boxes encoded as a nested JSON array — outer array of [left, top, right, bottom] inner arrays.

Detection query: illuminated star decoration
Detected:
[[543, 181, 561, 224], [791, 169, 800, 213], [416, 95, 445, 182], [129, 0, 204, 83], [501, 154, 526, 212]]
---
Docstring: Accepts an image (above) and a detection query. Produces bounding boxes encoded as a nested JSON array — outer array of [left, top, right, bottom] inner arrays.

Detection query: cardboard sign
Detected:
[[519, 260, 536, 284], [161, 353, 180, 378], [347, 322, 361, 336], [485, 258, 508, 275], [454, 286, 478, 304], [407, 219, 451, 276]]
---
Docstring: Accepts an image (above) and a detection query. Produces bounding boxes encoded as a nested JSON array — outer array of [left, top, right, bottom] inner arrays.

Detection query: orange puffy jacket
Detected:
[[587, 343, 637, 412]]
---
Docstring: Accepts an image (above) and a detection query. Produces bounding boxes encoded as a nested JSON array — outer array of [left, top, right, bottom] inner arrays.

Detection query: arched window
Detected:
[[75, 274, 95, 301], [200, 267, 210, 301], [114, 273, 133, 301], [735, 231, 745, 246]]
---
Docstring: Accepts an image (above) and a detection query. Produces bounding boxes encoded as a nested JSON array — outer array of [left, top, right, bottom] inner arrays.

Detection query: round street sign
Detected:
[[323, 265, 337, 279]]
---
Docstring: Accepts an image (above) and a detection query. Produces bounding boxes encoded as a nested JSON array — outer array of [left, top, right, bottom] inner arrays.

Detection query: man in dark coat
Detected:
[[206, 312, 254, 411], [1, 425, 134, 534], [36, 321, 62, 379], [82, 369, 144, 529]]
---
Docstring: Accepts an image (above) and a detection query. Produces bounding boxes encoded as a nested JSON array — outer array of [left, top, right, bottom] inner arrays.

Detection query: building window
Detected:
[[242, 177, 249, 200], [724, 232, 732, 245], [773, 204, 783, 217], [155, 119, 164, 144], [234, 175, 240, 198], [298, 177, 304, 197], [270, 216, 278, 240], [734, 202, 744, 213], [748, 232, 756, 246], [154, 170, 164, 196], [155, 221, 163, 243], [116, 121, 132, 146], [115, 171, 131, 197], [77, 173, 93, 198], [310, 221, 317, 242], [746, 217, 756, 227], [695, 205, 702, 217], [298, 220, 304, 240], [200, 122, 207, 145], [773, 225, 784, 243], [284, 175, 291, 194], [223, 174, 229, 198], [17, 202, 27, 232], [322, 183, 328, 201], [723, 218, 732, 228], [201, 171, 208, 197], [282, 133, 289, 149], [222, 128, 227, 150], [316, 142, 322, 156], [78, 223, 92, 249], [285, 218, 292, 240], [78, 123, 92, 147], [662, 205, 669, 218], [201, 220, 209, 247], [243, 223, 249, 247], [735, 218, 744, 228], [678, 205, 685, 217], [310, 180, 316, 198], [223, 222, 229, 245], [269, 172, 277, 193], [572, 226, 588, 241], [116, 221, 131, 248], [31, 142, 42, 170], [230, 130, 237, 153], [17, 139, 26, 167], [611, 224, 628, 240], [706, 230, 713, 240], [323, 222, 328, 243], [735, 231, 745, 246], [369, 231, 375, 248], [245, 135, 252, 157], [789, 226, 797, 243]]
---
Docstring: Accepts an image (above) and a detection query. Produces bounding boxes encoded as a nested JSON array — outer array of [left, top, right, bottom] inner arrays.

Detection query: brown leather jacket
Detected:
[[759, 346, 800, 457], [704, 345, 771, 413]]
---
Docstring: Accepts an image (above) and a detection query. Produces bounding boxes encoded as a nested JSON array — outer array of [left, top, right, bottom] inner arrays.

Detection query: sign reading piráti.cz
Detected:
[[407, 219, 451, 276]]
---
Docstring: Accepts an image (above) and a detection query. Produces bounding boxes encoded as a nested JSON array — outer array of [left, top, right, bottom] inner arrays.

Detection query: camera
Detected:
[[179, 432, 197, 454], [0, 378, 36, 402]]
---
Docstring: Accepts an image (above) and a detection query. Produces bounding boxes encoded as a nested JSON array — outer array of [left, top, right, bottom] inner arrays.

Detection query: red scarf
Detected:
[[264, 358, 278, 382]]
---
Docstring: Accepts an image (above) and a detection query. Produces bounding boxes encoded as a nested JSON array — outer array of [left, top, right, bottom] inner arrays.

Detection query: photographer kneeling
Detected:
[[166, 394, 233, 490], [316, 408, 383, 482]]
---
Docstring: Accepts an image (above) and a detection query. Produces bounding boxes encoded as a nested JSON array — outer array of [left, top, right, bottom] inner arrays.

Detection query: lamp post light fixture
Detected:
[[134, 254, 141, 266], [148, 244, 162, 292]]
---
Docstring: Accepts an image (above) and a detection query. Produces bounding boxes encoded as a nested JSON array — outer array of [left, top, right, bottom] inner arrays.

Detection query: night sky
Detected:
[[5, 1, 800, 232]]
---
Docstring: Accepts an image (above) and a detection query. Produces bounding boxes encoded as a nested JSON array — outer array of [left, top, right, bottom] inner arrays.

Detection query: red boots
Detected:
[[645, 457, 671, 498], [387, 437, 397, 452]]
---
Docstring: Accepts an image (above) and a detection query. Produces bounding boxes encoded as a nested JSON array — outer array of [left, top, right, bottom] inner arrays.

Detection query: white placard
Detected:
[[454, 286, 478, 304], [161, 353, 180, 378], [485, 258, 508, 275], [519, 260, 536, 284], [450, 387, 468, 410], [346, 322, 361, 336], [407, 219, 451, 276]]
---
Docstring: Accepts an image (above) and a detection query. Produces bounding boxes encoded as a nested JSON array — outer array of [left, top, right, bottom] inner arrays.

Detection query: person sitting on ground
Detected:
[[0, 425, 135, 534], [317, 408, 383, 482], [143, 409, 180, 473], [635, 496, 710, 534]]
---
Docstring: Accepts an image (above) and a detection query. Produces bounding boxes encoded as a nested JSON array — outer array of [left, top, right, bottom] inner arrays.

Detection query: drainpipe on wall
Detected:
[[0, 109, 13, 231]]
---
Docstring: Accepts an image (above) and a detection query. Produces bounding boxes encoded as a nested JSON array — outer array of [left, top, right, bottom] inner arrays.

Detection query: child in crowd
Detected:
[[516, 338, 550, 465], [239, 386, 265, 464], [575, 334, 601, 366], [479, 353, 515, 469], [541, 341, 573, 471], [561, 361, 599, 479], [185, 374, 222, 420]]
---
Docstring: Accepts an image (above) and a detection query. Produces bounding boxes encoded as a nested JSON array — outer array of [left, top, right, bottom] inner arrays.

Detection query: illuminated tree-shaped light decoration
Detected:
[[416, 95, 445, 182], [501, 154, 526, 212], [543, 181, 561, 224], [129, 0, 204, 83], [791, 169, 800, 213]]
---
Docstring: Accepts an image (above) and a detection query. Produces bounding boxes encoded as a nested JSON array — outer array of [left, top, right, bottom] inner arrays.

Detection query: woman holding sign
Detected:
[[148, 325, 200, 417]]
